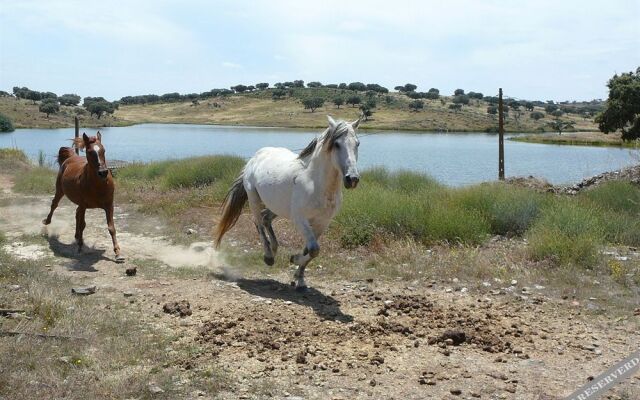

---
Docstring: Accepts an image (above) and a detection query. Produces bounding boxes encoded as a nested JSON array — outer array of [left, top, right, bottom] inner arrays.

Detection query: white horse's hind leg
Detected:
[[247, 189, 275, 266], [261, 209, 278, 256]]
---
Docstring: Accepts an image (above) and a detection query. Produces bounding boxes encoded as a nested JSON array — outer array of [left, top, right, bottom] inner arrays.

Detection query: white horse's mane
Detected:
[[298, 120, 351, 159]]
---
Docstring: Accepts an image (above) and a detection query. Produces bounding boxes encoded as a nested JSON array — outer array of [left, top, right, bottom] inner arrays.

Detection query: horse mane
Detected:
[[298, 121, 350, 159], [72, 135, 97, 150]]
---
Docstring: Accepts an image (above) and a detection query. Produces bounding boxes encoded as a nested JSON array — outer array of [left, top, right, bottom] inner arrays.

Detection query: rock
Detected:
[[634, 308, 640, 316], [369, 379, 377, 387], [186, 228, 196, 235], [163, 300, 192, 317], [450, 388, 462, 395], [71, 285, 96, 295], [370, 355, 384, 366], [439, 330, 466, 346], [295, 351, 307, 364], [123, 291, 135, 297], [510, 280, 518, 286], [8, 284, 21, 291], [125, 267, 137, 276], [148, 383, 164, 395]]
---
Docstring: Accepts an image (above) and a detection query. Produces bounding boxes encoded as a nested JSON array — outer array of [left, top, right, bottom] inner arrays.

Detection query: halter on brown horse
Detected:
[[43, 131, 124, 262]]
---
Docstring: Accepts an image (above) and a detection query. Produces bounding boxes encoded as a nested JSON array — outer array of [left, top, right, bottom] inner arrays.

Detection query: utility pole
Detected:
[[498, 88, 505, 180], [74, 116, 79, 155]]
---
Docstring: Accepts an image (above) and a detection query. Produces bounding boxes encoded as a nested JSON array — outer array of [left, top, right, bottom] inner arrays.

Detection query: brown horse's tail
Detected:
[[214, 174, 248, 249], [57, 147, 75, 166]]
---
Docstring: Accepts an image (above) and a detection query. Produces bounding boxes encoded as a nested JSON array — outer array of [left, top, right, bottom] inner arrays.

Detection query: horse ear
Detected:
[[351, 116, 361, 129], [82, 132, 90, 145], [96, 131, 102, 141], [327, 115, 337, 130]]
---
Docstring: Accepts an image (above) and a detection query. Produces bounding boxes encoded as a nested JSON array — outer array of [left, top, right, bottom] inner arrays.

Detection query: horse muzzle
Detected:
[[343, 175, 360, 189], [98, 169, 109, 179]]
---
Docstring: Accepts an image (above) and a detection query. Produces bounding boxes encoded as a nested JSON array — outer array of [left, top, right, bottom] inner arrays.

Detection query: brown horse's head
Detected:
[[77, 131, 109, 179]]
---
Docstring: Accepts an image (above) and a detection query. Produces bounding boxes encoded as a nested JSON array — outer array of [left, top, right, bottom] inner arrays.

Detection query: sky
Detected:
[[0, 0, 638, 102]]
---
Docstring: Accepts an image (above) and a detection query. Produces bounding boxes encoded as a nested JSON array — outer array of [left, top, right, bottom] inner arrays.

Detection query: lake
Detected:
[[1, 123, 637, 186]]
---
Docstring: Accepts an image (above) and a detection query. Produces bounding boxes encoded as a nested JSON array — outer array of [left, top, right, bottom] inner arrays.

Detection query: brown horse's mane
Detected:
[[72, 135, 97, 150]]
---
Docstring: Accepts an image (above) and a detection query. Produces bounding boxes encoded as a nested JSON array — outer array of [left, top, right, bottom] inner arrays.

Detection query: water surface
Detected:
[[1, 124, 637, 186]]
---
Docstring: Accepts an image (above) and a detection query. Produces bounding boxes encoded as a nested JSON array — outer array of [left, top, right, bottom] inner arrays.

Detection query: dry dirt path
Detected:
[[0, 176, 638, 399]]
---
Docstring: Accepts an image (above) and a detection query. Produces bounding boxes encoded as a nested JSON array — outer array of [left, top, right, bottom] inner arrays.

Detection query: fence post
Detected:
[[498, 88, 505, 180], [74, 116, 79, 155]]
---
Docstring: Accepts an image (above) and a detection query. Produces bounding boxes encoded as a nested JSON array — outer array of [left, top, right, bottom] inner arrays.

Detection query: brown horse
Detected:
[[43, 131, 124, 262]]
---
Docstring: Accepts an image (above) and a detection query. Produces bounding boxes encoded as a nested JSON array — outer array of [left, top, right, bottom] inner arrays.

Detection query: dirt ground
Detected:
[[1, 175, 639, 399]]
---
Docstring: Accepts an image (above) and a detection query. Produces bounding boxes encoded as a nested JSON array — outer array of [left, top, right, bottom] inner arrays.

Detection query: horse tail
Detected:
[[214, 174, 247, 248], [57, 147, 75, 166]]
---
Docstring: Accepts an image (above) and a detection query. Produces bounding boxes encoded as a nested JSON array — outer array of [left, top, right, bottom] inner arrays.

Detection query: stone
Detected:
[[71, 285, 96, 295], [125, 267, 137, 276], [148, 383, 164, 394], [163, 300, 192, 317]]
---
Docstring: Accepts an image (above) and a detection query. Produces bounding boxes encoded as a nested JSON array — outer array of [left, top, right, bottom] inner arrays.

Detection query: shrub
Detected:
[[454, 184, 545, 236], [527, 202, 604, 267], [0, 113, 14, 132], [118, 155, 245, 193]]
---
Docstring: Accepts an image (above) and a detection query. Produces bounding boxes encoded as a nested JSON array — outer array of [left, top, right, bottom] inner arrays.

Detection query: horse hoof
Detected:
[[263, 255, 275, 266], [42, 219, 50, 225], [115, 255, 126, 264], [295, 285, 308, 292]]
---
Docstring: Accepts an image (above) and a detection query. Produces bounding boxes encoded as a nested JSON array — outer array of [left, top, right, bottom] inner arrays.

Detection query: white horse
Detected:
[[214, 116, 361, 290]]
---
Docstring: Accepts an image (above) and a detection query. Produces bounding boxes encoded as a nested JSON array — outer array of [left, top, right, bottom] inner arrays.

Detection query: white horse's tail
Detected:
[[214, 174, 247, 248]]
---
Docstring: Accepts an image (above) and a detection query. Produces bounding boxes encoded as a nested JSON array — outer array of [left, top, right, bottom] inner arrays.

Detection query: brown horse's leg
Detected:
[[43, 177, 64, 225], [105, 205, 124, 262], [75, 206, 86, 252]]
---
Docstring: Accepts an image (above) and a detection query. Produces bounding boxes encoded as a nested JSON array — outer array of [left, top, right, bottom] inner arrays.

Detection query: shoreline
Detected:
[[511, 132, 637, 148], [6, 120, 612, 137]]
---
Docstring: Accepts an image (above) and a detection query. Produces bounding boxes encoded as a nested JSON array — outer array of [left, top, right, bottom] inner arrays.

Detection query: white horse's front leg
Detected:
[[290, 216, 320, 290]]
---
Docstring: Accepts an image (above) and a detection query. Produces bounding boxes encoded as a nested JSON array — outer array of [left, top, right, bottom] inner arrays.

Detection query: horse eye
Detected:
[[334, 143, 340, 149]]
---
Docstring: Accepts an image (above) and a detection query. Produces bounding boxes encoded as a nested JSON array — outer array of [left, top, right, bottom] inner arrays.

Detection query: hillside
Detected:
[[0, 97, 132, 129], [115, 89, 599, 133], [1, 90, 601, 133]]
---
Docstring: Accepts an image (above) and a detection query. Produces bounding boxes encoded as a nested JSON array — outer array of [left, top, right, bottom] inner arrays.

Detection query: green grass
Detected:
[[12, 166, 56, 195], [4, 148, 640, 269], [0, 148, 30, 171], [526, 202, 605, 267]]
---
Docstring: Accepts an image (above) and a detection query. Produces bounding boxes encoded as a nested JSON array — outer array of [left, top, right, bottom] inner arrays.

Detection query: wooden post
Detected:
[[74, 116, 79, 155], [498, 88, 505, 180]]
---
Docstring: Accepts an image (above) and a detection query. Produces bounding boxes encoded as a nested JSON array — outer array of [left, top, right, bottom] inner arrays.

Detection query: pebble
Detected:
[[123, 291, 134, 297], [148, 383, 164, 394], [450, 388, 462, 395], [71, 285, 96, 295], [510, 280, 518, 286]]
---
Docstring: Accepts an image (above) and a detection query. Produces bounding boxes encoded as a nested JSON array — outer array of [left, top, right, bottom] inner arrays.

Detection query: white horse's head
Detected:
[[325, 115, 361, 189]]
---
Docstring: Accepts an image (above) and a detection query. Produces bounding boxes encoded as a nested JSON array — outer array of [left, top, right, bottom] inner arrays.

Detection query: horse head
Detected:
[[325, 115, 361, 189], [82, 131, 109, 179]]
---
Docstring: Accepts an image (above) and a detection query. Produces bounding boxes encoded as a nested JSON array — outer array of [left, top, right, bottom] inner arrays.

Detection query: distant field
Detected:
[[114, 91, 599, 133], [512, 131, 637, 148], [0, 97, 132, 129], [1, 90, 602, 134]]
